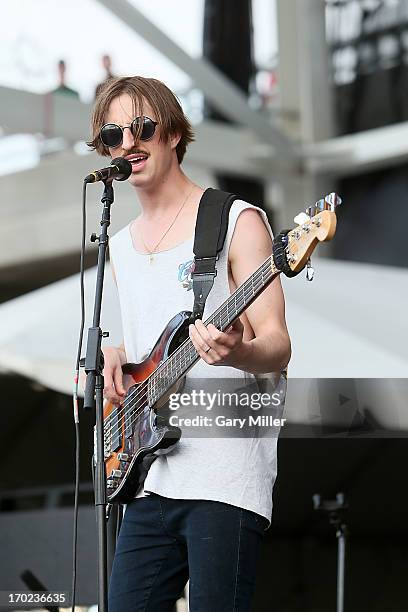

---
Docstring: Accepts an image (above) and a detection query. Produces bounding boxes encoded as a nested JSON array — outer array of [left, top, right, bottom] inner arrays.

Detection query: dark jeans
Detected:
[[108, 493, 268, 612]]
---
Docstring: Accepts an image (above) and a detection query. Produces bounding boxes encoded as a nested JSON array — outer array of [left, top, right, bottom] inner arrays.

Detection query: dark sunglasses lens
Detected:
[[100, 124, 123, 147], [132, 117, 156, 141]]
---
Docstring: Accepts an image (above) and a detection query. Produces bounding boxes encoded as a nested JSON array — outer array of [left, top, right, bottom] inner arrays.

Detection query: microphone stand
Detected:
[[83, 179, 115, 612], [313, 493, 348, 612]]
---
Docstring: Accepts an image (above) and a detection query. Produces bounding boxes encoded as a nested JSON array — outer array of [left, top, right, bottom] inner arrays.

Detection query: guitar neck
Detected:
[[148, 255, 279, 405]]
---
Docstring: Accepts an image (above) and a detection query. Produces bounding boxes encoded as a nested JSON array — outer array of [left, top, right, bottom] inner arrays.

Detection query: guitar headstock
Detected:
[[273, 193, 341, 277]]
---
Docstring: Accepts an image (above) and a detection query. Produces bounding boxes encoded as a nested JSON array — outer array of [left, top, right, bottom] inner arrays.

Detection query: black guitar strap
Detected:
[[191, 187, 237, 321]]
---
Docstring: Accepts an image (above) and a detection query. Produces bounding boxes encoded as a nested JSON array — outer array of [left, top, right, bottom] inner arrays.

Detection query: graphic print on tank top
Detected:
[[177, 259, 194, 291]]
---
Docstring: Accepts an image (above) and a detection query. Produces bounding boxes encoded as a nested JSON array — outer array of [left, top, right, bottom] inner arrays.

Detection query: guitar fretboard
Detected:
[[147, 255, 279, 405]]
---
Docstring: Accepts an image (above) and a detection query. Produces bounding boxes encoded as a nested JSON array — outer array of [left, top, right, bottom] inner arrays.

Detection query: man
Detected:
[[88, 76, 291, 611], [52, 59, 79, 98], [94, 54, 116, 99]]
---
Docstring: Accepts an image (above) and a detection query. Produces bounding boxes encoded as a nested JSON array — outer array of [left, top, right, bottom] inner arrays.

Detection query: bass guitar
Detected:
[[103, 193, 340, 503]]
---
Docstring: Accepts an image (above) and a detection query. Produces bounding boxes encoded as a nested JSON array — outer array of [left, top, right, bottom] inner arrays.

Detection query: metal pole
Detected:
[[336, 524, 347, 612]]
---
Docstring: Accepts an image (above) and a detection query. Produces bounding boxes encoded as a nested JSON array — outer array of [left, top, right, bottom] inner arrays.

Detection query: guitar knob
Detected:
[[117, 453, 129, 462], [111, 469, 122, 478]]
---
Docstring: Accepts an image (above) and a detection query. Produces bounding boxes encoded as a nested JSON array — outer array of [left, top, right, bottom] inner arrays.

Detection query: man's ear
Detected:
[[170, 132, 181, 150]]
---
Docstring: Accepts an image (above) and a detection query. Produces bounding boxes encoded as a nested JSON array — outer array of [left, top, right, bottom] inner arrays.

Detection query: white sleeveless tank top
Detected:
[[109, 199, 282, 522]]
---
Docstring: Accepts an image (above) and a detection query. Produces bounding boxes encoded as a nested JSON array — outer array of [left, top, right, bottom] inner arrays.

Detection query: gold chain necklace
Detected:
[[140, 186, 195, 264]]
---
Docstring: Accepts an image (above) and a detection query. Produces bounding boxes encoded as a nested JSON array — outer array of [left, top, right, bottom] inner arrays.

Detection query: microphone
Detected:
[[84, 157, 132, 184]]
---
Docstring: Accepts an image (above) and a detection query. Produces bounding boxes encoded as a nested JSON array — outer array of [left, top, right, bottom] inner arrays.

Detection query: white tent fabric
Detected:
[[0, 265, 122, 395], [0, 258, 406, 427], [282, 258, 408, 429], [282, 258, 408, 378]]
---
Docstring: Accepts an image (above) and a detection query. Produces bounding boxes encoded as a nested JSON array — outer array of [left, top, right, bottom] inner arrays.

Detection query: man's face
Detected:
[[103, 93, 178, 189]]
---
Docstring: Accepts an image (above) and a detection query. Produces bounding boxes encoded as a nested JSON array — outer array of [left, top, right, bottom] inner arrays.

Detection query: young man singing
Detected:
[[88, 76, 291, 612]]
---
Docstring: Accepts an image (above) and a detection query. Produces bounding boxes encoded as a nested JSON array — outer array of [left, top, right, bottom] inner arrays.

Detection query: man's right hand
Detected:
[[103, 346, 127, 405]]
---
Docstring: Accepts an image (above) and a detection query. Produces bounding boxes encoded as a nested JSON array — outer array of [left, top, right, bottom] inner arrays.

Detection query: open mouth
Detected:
[[127, 154, 149, 167]]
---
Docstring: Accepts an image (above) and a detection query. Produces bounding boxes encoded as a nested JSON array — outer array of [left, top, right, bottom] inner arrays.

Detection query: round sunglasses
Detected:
[[99, 116, 158, 148]]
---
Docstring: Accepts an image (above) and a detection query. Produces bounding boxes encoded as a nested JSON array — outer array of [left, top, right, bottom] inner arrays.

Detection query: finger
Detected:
[[113, 366, 126, 396], [224, 319, 241, 332], [194, 341, 217, 363], [189, 324, 212, 354], [103, 368, 124, 404], [189, 324, 220, 363], [230, 318, 244, 332], [207, 323, 234, 348], [103, 385, 122, 405], [194, 319, 215, 344]]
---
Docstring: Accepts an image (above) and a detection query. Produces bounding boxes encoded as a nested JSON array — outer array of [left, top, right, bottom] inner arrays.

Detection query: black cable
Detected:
[[71, 180, 88, 612], [71, 421, 80, 612]]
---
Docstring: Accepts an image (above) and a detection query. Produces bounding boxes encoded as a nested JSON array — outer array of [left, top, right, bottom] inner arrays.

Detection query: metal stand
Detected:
[[313, 492, 348, 612], [82, 180, 115, 612]]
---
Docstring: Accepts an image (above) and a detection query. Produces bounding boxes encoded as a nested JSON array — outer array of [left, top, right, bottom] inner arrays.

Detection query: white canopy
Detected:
[[0, 265, 122, 395], [282, 257, 407, 378], [0, 258, 406, 429]]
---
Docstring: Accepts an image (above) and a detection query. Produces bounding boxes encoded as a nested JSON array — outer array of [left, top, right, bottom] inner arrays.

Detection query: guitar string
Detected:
[[104, 262, 277, 446], [104, 213, 320, 433], [103, 261, 277, 444], [103, 257, 274, 433], [103, 258, 274, 436], [105, 265, 278, 453], [104, 263, 277, 447], [105, 214, 327, 453]]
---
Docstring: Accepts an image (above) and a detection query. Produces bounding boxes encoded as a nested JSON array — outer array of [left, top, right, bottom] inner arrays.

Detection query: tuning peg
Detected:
[[306, 257, 315, 281], [324, 192, 342, 211], [312, 193, 342, 215], [307, 197, 326, 217], [315, 198, 330, 213]]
